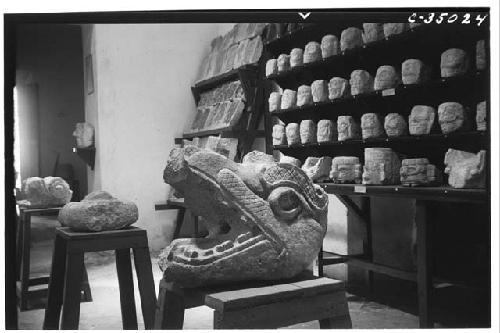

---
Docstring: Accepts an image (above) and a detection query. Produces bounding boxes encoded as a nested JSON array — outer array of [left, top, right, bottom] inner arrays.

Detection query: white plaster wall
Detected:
[[82, 23, 233, 251]]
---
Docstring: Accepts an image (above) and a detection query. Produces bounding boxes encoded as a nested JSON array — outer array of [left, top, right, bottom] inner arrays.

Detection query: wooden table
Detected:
[[316, 183, 489, 328], [15, 205, 91, 310]]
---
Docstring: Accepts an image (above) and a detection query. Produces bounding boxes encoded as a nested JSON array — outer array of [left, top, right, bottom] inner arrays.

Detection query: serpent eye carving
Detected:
[[268, 187, 303, 221]]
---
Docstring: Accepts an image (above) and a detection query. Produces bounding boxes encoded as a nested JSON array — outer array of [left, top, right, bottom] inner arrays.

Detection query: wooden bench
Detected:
[[155, 271, 351, 329]]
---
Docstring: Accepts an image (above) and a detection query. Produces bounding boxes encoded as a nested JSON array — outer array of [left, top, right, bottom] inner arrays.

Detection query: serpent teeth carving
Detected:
[[159, 147, 328, 287]]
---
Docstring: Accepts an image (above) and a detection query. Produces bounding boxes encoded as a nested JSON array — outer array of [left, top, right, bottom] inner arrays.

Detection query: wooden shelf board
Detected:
[[273, 131, 487, 151], [316, 183, 487, 203]]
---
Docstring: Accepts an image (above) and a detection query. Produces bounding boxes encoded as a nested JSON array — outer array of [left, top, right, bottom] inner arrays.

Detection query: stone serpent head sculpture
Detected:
[[159, 147, 328, 287]]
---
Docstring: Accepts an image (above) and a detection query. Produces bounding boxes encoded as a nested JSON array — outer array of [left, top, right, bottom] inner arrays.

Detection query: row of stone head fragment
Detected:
[[279, 147, 485, 189], [267, 31, 485, 79], [268, 45, 486, 113], [266, 23, 420, 76], [272, 101, 486, 146]]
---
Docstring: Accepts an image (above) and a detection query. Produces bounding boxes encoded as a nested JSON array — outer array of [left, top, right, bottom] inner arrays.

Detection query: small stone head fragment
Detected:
[[440, 48, 469, 78], [438, 102, 469, 134], [321, 34, 340, 58], [297, 85, 313, 107], [409, 105, 436, 135]]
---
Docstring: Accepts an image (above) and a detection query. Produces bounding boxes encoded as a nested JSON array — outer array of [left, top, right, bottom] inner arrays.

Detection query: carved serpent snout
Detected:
[[160, 147, 329, 287]]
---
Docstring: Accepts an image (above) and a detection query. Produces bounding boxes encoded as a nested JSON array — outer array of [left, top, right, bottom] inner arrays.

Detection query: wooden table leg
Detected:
[[416, 200, 433, 328], [61, 251, 85, 329], [16, 211, 24, 281], [132, 247, 157, 329], [154, 280, 185, 329], [319, 315, 352, 329], [81, 265, 93, 302], [19, 212, 31, 310], [116, 248, 138, 329], [43, 235, 68, 329]]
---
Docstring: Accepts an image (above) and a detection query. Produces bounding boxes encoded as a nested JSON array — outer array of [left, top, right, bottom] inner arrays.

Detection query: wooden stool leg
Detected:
[[19, 213, 31, 310], [116, 249, 138, 329], [43, 235, 68, 329], [154, 281, 185, 329], [81, 264, 93, 302], [132, 247, 157, 329], [319, 315, 352, 329], [61, 251, 85, 329]]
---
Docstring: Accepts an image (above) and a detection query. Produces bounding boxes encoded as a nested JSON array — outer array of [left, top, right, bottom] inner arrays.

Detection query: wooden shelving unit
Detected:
[[263, 16, 490, 328]]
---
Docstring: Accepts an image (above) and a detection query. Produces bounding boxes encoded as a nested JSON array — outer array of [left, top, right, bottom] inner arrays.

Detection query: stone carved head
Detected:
[[300, 120, 317, 144], [159, 147, 329, 287], [321, 34, 340, 58], [303, 41, 322, 63], [311, 80, 329, 103], [272, 124, 286, 145], [73, 122, 95, 148], [277, 54, 291, 72], [280, 89, 297, 110], [285, 123, 300, 146], [384, 113, 408, 137], [330, 156, 362, 184], [290, 48, 303, 67], [383, 23, 409, 38], [362, 148, 401, 185], [476, 101, 486, 131], [337, 115, 360, 141], [317, 119, 336, 143], [444, 149, 486, 188], [409, 105, 436, 135], [402, 59, 429, 85], [361, 113, 384, 139], [297, 85, 313, 107], [438, 102, 468, 134], [328, 77, 350, 100], [265, 58, 278, 77], [340, 27, 363, 52], [374, 65, 401, 90], [350, 70, 374, 96], [401, 158, 442, 186], [362, 23, 384, 44], [268, 92, 282, 112], [440, 48, 469, 78]]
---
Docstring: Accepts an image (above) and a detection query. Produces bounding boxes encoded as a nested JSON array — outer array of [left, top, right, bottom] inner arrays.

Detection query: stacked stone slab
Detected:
[[196, 23, 266, 82]]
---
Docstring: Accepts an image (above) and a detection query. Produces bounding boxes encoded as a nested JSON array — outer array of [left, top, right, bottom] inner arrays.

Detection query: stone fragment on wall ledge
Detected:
[[73, 122, 95, 148]]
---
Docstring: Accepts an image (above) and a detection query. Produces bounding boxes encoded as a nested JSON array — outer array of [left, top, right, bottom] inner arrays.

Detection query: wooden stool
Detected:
[[15, 206, 92, 310], [43, 226, 157, 329], [155, 271, 352, 329]]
